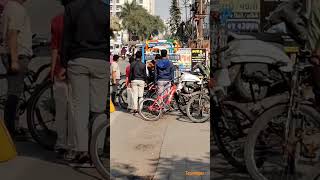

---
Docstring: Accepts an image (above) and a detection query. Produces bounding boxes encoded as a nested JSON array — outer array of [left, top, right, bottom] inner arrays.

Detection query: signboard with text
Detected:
[[215, 0, 261, 32], [191, 49, 207, 70], [175, 48, 192, 72]]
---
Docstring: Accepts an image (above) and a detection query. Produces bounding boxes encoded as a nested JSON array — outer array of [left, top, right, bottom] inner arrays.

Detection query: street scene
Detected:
[[210, 0, 320, 180], [109, 0, 210, 179]]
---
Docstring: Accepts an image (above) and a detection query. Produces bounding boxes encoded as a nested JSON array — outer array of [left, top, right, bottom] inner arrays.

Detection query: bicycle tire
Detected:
[[90, 121, 114, 180], [213, 101, 255, 172], [118, 85, 128, 109], [186, 94, 210, 123], [138, 98, 162, 121], [244, 104, 320, 180], [27, 80, 57, 150]]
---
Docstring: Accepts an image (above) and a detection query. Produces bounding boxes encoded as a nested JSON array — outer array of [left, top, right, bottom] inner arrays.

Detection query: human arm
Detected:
[[6, 5, 26, 72], [60, 6, 72, 69], [7, 30, 19, 72]]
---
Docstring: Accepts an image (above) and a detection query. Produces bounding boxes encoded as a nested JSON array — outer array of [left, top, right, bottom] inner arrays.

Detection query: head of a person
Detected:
[[113, 55, 120, 62], [129, 56, 135, 64], [59, 0, 73, 6], [160, 49, 168, 59], [135, 51, 142, 60], [155, 54, 161, 61]]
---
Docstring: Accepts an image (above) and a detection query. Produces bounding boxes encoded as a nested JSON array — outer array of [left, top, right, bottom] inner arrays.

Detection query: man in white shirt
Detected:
[[2, 0, 32, 138]]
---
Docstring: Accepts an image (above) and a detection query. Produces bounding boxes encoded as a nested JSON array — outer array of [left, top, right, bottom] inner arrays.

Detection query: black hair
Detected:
[[136, 51, 142, 59], [129, 56, 135, 64], [113, 55, 120, 61], [155, 54, 161, 60], [160, 49, 167, 58], [60, 0, 73, 6]]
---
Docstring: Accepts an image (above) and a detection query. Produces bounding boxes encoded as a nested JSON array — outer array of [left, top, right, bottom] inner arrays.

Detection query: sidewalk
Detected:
[[0, 141, 102, 180], [110, 109, 210, 179], [153, 117, 210, 180]]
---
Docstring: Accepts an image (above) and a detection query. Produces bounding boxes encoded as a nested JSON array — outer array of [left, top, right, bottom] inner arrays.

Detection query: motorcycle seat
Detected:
[[228, 32, 285, 45]]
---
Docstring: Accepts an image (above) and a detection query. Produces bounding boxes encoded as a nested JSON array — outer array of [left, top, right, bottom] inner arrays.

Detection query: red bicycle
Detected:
[[139, 82, 178, 121]]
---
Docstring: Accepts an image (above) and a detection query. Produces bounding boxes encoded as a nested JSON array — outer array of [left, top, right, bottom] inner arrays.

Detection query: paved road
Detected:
[[110, 108, 210, 180]]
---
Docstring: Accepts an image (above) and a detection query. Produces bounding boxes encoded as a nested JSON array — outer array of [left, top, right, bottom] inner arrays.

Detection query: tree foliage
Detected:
[[169, 0, 181, 39], [120, 1, 165, 41]]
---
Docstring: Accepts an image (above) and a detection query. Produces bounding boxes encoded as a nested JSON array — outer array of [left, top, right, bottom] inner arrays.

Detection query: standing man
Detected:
[[129, 51, 146, 113], [155, 49, 175, 96], [60, 0, 108, 165], [111, 54, 120, 105], [2, 0, 32, 138]]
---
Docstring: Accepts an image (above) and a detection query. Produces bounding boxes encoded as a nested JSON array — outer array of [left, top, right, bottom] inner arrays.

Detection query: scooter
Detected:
[[178, 61, 209, 94]]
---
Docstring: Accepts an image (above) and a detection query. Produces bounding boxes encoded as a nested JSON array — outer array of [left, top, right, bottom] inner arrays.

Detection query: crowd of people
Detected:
[[110, 49, 175, 114], [1, 0, 108, 166]]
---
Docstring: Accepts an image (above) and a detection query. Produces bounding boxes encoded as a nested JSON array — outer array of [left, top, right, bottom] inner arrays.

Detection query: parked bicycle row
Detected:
[[211, 1, 320, 179]]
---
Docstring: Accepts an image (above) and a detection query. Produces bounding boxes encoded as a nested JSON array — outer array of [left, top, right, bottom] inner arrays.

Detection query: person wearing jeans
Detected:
[[155, 50, 175, 97], [60, 0, 108, 166], [129, 51, 146, 113]]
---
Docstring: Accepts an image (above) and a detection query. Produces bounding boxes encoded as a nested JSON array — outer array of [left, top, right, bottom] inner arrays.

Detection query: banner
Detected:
[[191, 49, 207, 70], [175, 48, 192, 72], [215, 0, 261, 32]]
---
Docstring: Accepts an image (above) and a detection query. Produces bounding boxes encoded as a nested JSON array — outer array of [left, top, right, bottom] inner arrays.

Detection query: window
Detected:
[[116, 0, 120, 3], [110, 5, 113, 10], [139, 0, 143, 4], [116, 5, 121, 11], [110, 0, 113, 3]]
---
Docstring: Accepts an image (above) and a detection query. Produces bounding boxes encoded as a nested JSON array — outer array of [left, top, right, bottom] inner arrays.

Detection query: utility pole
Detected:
[[194, 0, 207, 48]]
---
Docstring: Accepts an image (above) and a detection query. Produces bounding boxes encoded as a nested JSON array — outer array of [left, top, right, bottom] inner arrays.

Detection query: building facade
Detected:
[[110, 0, 155, 16]]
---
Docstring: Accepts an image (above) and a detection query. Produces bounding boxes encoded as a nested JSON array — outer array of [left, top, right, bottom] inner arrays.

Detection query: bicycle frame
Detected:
[[148, 84, 177, 111], [283, 48, 313, 177]]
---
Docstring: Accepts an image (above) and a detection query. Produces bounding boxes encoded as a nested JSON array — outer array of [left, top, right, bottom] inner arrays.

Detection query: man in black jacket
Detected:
[[129, 51, 147, 113], [60, 0, 108, 165]]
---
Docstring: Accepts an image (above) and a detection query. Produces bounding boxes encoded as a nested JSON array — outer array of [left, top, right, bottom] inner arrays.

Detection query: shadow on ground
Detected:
[[152, 154, 210, 180], [14, 140, 104, 180]]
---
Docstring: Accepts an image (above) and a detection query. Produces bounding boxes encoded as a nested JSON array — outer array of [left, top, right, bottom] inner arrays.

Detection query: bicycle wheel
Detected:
[[118, 85, 128, 109], [27, 80, 57, 150], [139, 98, 162, 121], [186, 94, 210, 123], [213, 101, 255, 171], [90, 121, 114, 180], [245, 104, 320, 180]]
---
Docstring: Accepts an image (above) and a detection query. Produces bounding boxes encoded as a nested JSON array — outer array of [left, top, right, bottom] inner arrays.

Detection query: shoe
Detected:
[[13, 129, 29, 141], [68, 152, 93, 168]]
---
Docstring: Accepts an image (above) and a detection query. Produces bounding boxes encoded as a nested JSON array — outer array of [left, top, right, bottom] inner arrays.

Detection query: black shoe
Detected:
[[13, 129, 29, 141], [68, 153, 93, 168]]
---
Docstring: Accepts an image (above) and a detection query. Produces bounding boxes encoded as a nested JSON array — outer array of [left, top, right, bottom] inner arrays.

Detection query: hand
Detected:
[[57, 68, 66, 81], [10, 61, 20, 73]]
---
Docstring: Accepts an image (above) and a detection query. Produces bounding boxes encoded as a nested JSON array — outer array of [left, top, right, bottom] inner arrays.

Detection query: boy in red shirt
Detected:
[[50, 9, 74, 156]]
